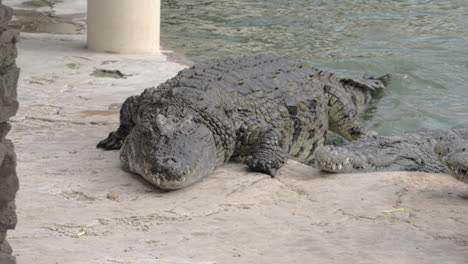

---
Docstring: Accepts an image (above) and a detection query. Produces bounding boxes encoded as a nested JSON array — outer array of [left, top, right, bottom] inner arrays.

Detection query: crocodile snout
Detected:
[[151, 156, 188, 181]]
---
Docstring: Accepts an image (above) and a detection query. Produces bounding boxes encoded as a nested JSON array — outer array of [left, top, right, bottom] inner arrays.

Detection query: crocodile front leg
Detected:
[[97, 95, 139, 150], [236, 118, 288, 177]]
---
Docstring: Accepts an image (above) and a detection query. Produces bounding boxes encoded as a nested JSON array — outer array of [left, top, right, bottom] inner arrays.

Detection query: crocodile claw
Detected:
[[266, 165, 277, 178], [97, 132, 124, 150], [246, 156, 280, 178]]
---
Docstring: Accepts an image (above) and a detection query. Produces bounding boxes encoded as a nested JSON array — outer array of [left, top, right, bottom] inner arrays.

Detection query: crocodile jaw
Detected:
[[314, 144, 422, 173], [315, 145, 371, 173]]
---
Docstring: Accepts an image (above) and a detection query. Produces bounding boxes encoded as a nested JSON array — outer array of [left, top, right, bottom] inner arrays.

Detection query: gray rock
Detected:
[[0, 64, 19, 123], [0, 140, 18, 202], [0, 230, 5, 244], [0, 238, 11, 254], [0, 253, 15, 264], [0, 137, 13, 211], [0, 201, 16, 230], [0, 5, 16, 261], [0, 5, 12, 28], [0, 29, 19, 69], [0, 122, 11, 141]]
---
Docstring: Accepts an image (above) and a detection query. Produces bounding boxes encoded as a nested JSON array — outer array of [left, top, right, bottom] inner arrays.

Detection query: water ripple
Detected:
[[161, 0, 468, 133]]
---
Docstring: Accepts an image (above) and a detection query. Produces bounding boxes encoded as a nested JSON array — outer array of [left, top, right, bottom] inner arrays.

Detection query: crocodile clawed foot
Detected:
[[97, 132, 124, 150], [246, 156, 282, 178]]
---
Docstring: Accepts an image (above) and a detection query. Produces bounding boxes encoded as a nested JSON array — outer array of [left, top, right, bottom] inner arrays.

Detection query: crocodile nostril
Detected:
[[163, 157, 178, 166], [151, 157, 183, 176]]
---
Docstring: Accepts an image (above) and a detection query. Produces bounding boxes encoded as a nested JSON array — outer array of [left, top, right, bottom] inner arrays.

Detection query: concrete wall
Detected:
[[0, 1, 19, 264]]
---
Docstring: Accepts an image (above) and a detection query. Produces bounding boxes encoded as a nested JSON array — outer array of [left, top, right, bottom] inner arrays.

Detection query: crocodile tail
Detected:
[[360, 73, 392, 90]]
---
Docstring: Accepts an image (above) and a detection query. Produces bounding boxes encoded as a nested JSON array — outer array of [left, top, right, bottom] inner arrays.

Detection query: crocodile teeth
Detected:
[[337, 164, 342, 170]]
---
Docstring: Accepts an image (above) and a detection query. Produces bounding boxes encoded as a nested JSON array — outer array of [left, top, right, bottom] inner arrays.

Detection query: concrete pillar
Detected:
[[87, 0, 160, 54]]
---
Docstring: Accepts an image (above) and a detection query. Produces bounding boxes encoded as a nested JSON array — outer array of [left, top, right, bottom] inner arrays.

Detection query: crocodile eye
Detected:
[[462, 148, 466, 152]]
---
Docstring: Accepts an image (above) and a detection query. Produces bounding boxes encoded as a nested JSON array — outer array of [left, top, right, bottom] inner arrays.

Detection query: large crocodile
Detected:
[[315, 127, 468, 183], [97, 55, 389, 189]]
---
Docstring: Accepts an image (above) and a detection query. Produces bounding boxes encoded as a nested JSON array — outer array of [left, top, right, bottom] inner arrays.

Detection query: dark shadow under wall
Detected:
[[0, 1, 20, 263]]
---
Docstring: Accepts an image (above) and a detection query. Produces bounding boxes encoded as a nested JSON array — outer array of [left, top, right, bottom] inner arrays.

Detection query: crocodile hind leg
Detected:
[[97, 95, 140, 150], [236, 118, 288, 177], [325, 85, 376, 141]]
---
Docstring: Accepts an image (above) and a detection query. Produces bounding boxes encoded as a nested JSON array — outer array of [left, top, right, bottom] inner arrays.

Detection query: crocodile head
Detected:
[[120, 113, 218, 190], [315, 135, 442, 173], [434, 139, 468, 183]]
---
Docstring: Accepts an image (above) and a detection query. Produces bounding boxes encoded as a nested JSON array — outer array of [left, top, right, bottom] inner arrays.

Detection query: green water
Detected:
[[161, 0, 468, 135]]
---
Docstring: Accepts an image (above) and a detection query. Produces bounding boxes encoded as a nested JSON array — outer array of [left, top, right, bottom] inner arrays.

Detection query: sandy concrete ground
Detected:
[[4, 33, 468, 264]]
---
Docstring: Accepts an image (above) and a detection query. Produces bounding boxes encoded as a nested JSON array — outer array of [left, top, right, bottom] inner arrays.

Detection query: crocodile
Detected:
[[434, 137, 468, 183], [97, 55, 389, 189], [315, 127, 468, 183]]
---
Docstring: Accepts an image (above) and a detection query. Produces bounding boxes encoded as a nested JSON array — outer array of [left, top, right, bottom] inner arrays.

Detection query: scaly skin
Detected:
[[316, 127, 468, 183], [97, 55, 389, 189], [434, 138, 468, 183]]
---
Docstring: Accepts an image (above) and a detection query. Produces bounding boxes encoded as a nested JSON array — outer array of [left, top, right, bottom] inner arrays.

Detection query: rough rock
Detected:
[[0, 201, 16, 230], [0, 3, 19, 263], [0, 230, 5, 244], [0, 253, 15, 264], [0, 122, 10, 140], [0, 5, 12, 28], [0, 238, 11, 254], [0, 140, 18, 202], [0, 64, 19, 123], [0, 28, 19, 68]]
